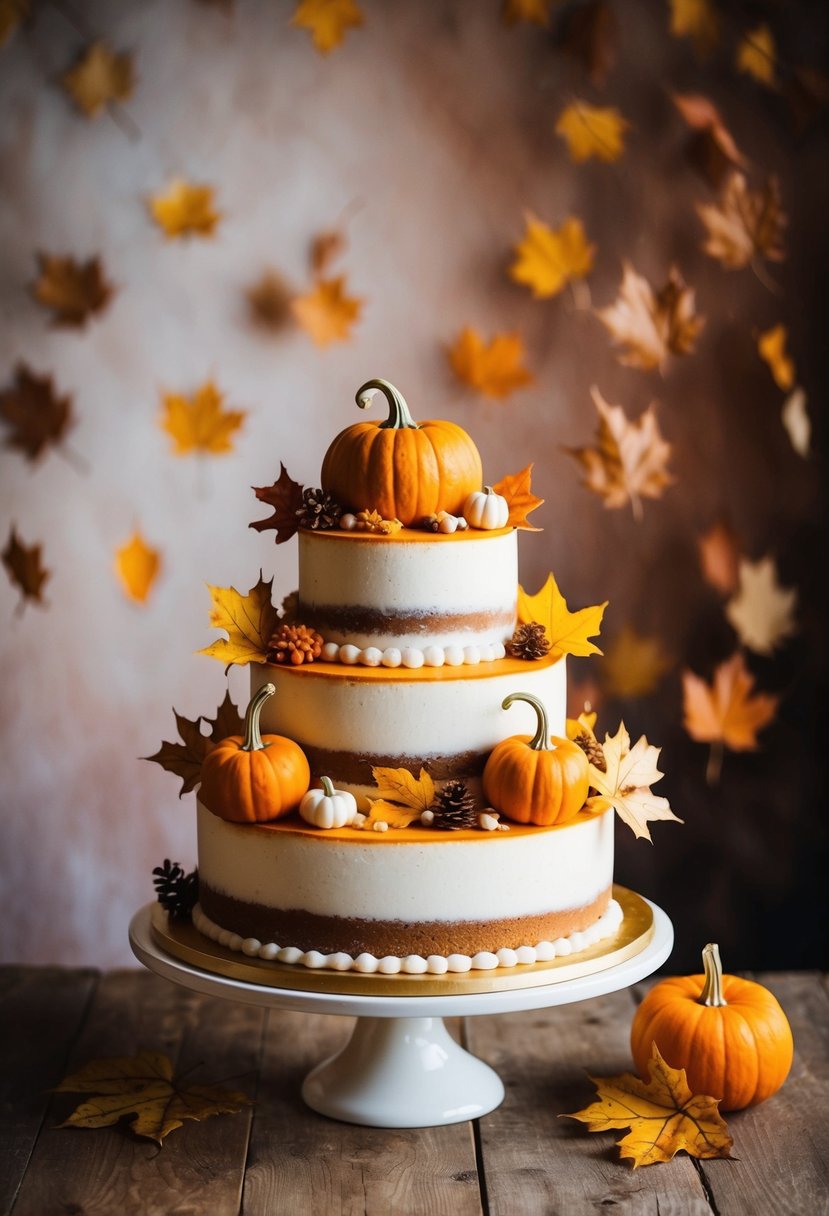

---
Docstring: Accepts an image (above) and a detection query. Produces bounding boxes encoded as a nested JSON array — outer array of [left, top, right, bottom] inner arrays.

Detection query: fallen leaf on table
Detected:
[[492, 463, 544, 530], [199, 573, 279, 666], [757, 324, 794, 391], [782, 387, 810, 457], [737, 24, 776, 88], [559, 0, 617, 86], [725, 556, 797, 655], [698, 521, 741, 596], [310, 229, 347, 276], [602, 625, 671, 698], [564, 1043, 732, 1167], [517, 572, 606, 659], [32, 252, 113, 327], [144, 693, 243, 794], [0, 0, 28, 46], [510, 213, 595, 300], [160, 381, 245, 456], [293, 275, 362, 345], [0, 365, 74, 462], [371, 765, 436, 814], [584, 722, 680, 841], [502, 0, 553, 26], [247, 270, 294, 332], [148, 179, 221, 239], [250, 464, 305, 544], [115, 531, 160, 604], [682, 652, 778, 782], [668, 0, 720, 57], [447, 327, 533, 399], [55, 1051, 251, 1145], [555, 101, 629, 163], [291, 0, 363, 54], [61, 41, 135, 117], [566, 387, 672, 519], [697, 172, 786, 269], [2, 525, 49, 610], [595, 263, 704, 370], [672, 93, 746, 186]]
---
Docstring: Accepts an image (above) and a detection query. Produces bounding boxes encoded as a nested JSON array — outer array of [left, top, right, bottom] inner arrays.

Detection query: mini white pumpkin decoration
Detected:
[[299, 776, 358, 830], [463, 486, 510, 530]]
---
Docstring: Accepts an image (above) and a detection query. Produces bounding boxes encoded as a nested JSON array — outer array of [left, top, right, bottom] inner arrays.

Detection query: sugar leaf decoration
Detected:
[[492, 463, 544, 531], [144, 692, 243, 796], [199, 574, 280, 666], [250, 464, 305, 544], [584, 722, 681, 842], [518, 572, 606, 659]]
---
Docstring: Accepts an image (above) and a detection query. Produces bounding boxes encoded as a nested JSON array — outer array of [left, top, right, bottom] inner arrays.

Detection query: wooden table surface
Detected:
[[1, 965, 827, 1215]]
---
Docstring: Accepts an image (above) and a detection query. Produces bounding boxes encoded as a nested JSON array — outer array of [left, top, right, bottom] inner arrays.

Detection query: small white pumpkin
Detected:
[[299, 776, 358, 830], [463, 486, 510, 530]]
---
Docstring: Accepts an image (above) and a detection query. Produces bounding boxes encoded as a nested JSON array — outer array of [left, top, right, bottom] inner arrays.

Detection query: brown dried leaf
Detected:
[[144, 709, 215, 796], [310, 230, 347, 276], [61, 41, 135, 117], [698, 521, 741, 596], [596, 263, 704, 370], [250, 464, 305, 545], [32, 252, 113, 327], [697, 172, 786, 269], [559, 0, 617, 87], [203, 690, 245, 743], [2, 525, 49, 610], [0, 364, 74, 462], [247, 270, 294, 332], [672, 93, 746, 186]]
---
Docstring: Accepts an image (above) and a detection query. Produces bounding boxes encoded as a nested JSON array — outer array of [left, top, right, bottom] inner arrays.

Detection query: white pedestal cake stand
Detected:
[[129, 893, 673, 1129]]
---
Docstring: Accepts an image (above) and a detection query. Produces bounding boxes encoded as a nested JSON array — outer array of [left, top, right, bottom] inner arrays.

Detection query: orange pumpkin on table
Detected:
[[199, 682, 310, 823], [320, 378, 483, 526]]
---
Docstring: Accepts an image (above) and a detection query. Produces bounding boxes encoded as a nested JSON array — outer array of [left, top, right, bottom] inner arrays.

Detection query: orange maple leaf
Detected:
[[697, 521, 740, 596], [115, 531, 161, 604], [2, 524, 49, 611], [757, 324, 795, 391], [697, 172, 786, 269], [160, 381, 245, 456], [596, 263, 704, 370], [491, 463, 544, 530], [32, 252, 113, 327], [518, 572, 606, 659], [672, 93, 746, 186], [682, 652, 778, 783], [510, 213, 595, 299], [448, 327, 533, 399], [291, 0, 363, 54], [61, 41, 135, 117], [292, 275, 362, 346], [148, 179, 221, 239]]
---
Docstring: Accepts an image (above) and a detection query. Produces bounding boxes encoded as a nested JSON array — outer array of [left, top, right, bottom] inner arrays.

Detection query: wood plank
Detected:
[[466, 991, 714, 1215], [0, 966, 98, 1216], [243, 1011, 484, 1215], [12, 968, 264, 1216]]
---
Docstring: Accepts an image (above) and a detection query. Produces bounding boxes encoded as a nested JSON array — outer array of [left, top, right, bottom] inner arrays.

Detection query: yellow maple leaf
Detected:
[[564, 1043, 732, 1167], [448, 327, 533, 399], [669, 0, 720, 57], [757, 324, 794, 391], [115, 531, 161, 604], [596, 263, 704, 370], [585, 722, 681, 841], [510, 213, 595, 299], [555, 101, 629, 163], [160, 381, 245, 456], [0, 0, 28, 47], [199, 574, 280, 666], [737, 24, 776, 88], [491, 463, 544, 531], [682, 652, 778, 782], [362, 800, 422, 830], [697, 172, 786, 269], [602, 625, 672, 698], [291, 0, 363, 54], [517, 572, 606, 659], [61, 41, 135, 117], [725, 556, 797, 656], [371, 765, 436, 813], [148, 179, 221, 239], [293, 275, 362, 346], [55, 1050, 251, 1145]]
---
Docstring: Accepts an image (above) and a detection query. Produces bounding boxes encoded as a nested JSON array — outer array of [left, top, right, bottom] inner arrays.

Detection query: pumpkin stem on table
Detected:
[[502, 691, 552, 751], [355, 379, 418, 430], [320, 775, 336, 797], [242, 682, 275, 753], [699, 942, 728, 1007]]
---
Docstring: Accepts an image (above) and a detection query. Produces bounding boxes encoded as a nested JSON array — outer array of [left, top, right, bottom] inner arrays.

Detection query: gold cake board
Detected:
[[151, 885, 654, 998]]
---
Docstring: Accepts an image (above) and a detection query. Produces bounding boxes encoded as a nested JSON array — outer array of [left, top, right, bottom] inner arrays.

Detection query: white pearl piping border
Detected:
[[191, 899, 623, 974], [320, 641, 507, 668]]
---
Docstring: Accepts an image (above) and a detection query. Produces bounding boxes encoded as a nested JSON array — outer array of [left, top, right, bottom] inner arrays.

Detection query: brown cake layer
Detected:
[[299, 745, 488, 786], [198, 882, 612, 958], [298, 602, 515, 638]]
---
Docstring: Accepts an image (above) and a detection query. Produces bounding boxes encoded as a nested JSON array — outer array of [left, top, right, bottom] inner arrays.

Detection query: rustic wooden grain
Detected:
[[242, 1010, 484, 1216], [466, 991, 714, 1215], [0, 966, 98, 1216], [11, 969, 264, 1216]]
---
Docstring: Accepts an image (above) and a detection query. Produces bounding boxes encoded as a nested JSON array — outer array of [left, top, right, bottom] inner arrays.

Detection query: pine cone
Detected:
[[268, 622, 324, 665], [507, 622, 551, 661], [297, 487, 342, 531], [572, 729, 607, 772], [152, 859, 199, 920], [431, 780, 480, 831]]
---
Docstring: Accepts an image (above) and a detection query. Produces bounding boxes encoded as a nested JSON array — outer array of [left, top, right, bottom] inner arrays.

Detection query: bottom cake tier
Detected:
[[195, 801, 618, 974]]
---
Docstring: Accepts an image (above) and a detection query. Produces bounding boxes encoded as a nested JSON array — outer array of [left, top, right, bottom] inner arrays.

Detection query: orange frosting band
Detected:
[[262, 652, 563, 684]]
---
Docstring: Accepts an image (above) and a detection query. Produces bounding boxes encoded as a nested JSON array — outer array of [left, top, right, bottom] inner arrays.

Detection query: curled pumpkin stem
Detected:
[[501, 691, 551, 752], [355, 379, 418, 430]]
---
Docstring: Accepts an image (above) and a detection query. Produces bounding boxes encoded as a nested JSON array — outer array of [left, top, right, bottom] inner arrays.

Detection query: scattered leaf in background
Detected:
[[54, 1051, 251, 1144], [559, 0, 617, 87], [510, 213, 595, 299], [199, 573, 280, 665], [144, 709, 215, 796], [250, 463, 305, 544], [447, 327, 533, 398], [595, 263, 704, 370], [291, 0, 364, 54], [517, 571, 607, 659], [567, 675, 603, 721], [698, 520, 741, 596], [160, 381, 245, 456], [737, 24, 777, 88], [757, 323, 794, 391], [0, 0, 28, 46], [2, 525, 49, 611], [61, 41, 135, 117], [785, 64, 829, 133], [310, 229, 347, 275], [292, 274, 362, 345], [566, 387, 673, 519], [247, 269, 294, 332], [32, 252, 113, 327], [697, 172, 786, 270], [782, 387, 810, 457], [668, 0, 720, 57], [115, 531, 161, 604], [602, 625, 672, 698], [672, 93, 746, 186], [371, 765, 435, 813], [584, 722, 681, 842], [725, 556, 797, 655], [492, 463, 544, 530], [682, 652, 779, 784], [502, 0, 553, 26], [564, 1043, 732, 1167], [0, 364, 74, 462], [555, 101, 629, 163], [148, 179, 221, 239]]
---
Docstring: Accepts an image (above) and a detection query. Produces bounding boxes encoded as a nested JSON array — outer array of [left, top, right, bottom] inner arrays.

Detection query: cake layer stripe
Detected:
[[299, 744, 489, 785], [299, 603, 515, 637]]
